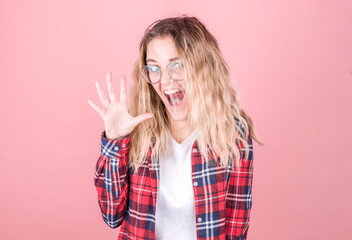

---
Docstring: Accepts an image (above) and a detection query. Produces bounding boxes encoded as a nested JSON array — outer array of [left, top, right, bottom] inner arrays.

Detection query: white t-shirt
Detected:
[[155, 128, 197, 240]]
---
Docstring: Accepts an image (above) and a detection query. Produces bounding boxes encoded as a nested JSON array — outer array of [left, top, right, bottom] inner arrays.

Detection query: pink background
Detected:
[[0, 0, 351, 239]]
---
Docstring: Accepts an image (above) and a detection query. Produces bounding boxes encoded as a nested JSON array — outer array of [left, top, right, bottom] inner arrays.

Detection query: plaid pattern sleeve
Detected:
[[94, 131, 131, 228], [225, 134, 254, 240]]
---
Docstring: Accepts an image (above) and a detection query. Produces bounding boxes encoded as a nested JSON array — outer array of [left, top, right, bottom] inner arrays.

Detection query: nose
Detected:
[[159, 69, 174, 86]]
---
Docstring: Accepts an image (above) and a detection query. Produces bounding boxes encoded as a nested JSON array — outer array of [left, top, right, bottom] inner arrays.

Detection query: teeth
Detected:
[[164, 89, 181, 94]]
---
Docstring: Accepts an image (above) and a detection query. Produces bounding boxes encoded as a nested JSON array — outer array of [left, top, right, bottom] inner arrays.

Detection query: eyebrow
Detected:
[[146, 57, 179, 64]]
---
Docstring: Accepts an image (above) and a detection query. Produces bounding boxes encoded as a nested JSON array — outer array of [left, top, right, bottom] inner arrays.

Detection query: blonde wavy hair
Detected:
[[128, 15, 263, 171]]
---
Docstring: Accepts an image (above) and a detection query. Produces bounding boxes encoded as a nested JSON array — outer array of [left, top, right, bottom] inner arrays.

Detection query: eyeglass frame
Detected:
[[141, 60, 187, 84]]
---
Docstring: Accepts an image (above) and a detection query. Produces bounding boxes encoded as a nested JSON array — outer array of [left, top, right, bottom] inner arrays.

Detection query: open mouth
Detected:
[[163, 89, 185, 107]]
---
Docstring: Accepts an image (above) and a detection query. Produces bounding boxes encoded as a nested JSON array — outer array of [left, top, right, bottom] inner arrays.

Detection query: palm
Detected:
[[88, 73, 153, 140], [104, 100, 135, 137]]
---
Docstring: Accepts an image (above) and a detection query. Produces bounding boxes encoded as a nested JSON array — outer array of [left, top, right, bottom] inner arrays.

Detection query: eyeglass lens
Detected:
[[142, 61, 185, 83]]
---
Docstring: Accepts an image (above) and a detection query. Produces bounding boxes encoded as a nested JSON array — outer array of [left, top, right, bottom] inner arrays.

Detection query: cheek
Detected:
[[152, 84, 162, 97]]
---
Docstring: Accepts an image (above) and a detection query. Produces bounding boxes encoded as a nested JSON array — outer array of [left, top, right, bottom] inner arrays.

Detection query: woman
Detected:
[[89, 16, 263, 240]]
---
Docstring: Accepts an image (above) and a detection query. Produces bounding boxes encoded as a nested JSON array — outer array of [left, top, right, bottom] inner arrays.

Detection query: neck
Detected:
[[168, 118, 193, 144]]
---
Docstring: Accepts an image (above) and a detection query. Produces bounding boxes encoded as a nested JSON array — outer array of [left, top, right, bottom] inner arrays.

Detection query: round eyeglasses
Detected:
[[141, 60, 186, 84]]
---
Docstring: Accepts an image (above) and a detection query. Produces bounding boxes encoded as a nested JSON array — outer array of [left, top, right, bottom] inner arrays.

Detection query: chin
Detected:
[[164, 99, 189, 122]]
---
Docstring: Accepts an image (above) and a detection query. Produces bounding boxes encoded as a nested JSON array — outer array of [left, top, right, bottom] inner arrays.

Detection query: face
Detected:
[[146, 36, 189, 124]]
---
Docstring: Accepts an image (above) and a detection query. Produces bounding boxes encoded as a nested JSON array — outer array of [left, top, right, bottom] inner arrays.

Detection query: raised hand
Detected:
[[88, 73, 153, 140]]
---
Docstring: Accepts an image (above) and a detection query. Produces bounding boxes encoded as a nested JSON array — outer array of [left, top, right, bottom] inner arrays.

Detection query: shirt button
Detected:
[[197, 217, 202, 223], [193, 148, 197, 153], [114, 146, 119, 151], [193, 181, 198, 187]]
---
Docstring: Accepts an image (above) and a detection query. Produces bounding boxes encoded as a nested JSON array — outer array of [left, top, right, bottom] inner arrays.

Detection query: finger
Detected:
[[120, 75, 127, 103], [131, 113, 153, 126], [106, 72, 117, 102], [88, 99, 105, 118], [95, 81, 110, 108]]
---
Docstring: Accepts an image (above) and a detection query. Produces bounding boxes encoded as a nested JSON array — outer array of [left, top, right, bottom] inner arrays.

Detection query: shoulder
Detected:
[[234, 116, 249, 140]]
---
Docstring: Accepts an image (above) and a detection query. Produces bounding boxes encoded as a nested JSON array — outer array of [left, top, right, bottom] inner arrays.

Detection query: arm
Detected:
[[94, 130, 131, 228], [89, 73, 153, 227], [226, 134, 254, 240]]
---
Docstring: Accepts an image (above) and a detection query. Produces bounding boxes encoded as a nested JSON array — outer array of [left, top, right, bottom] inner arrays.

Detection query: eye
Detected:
[[147, 65, 159, 72], [171, 61, 182, 69]]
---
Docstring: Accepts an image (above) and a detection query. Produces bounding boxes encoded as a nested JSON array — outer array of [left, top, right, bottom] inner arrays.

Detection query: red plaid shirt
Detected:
[[94, 129, 254, 240]]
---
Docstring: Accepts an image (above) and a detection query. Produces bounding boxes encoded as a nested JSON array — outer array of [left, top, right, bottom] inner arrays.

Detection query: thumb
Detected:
[[131, 113, 153, 126]]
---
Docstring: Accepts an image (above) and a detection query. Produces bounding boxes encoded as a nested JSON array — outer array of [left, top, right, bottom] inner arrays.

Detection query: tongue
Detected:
[[167, 91, 184, 106]]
